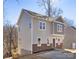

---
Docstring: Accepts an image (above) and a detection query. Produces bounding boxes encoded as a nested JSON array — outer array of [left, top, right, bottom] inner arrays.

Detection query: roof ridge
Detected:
[[22, 9, 47, 17]]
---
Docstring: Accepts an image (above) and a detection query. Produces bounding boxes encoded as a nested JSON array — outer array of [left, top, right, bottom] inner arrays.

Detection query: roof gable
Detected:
[[22, 9, 54, 22], [17, 9, 66, 25], [23, 9, 47, 17], [55, 16, 65, 23]]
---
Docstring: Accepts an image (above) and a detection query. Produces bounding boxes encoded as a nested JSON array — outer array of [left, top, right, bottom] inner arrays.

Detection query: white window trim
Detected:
[[57, 24, 63, 32], [39, 21, 46, 30]]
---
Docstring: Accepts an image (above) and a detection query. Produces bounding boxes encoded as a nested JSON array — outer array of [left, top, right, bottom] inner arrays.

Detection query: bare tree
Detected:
[[3, 0, 18, 57], [64, 18, 74, 26], [3, 21, 18, 57], [37, 0, 63, 17]]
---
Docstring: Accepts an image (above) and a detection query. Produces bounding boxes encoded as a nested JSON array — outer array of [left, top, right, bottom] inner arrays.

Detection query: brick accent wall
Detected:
[[32, 44, 53, 53]]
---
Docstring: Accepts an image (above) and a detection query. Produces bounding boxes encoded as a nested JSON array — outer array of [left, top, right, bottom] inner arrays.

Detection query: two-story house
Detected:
[[17, 9, 75, 55]]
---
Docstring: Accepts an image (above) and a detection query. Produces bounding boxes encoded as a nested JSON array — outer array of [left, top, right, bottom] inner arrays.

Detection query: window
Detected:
[[40, 22, 42, 29], [57, 24, 63, 32], [43, 22, 45, 29], [39, 21, 46, 30], [37, 38, 41, 46]]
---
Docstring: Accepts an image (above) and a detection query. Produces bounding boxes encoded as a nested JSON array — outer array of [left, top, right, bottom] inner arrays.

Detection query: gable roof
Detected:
[[21, 9, 55, 22], [23, 9, 66, 23], [17, 9, 66, 25], [23, 9, 48, 18]]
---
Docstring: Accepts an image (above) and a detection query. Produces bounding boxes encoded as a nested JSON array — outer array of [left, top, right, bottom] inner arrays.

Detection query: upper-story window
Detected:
[[39, 21, 46, 30], [43, 22, 45, 29], [57, 24, 63, 32], [40, 22, 42, 29]]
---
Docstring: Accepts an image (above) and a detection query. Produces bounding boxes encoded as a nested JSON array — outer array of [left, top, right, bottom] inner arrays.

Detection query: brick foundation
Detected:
[[32, 44, 54, 53]]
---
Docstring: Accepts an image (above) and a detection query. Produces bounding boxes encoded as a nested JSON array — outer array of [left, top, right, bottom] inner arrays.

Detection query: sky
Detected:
[[4, 0, 76, 26]]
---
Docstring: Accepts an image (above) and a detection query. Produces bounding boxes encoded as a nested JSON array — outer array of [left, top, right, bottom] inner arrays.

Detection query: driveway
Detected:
[[19, 54, 47, 59], [36, 49, 76, 59], [19, 49, 75, 59]]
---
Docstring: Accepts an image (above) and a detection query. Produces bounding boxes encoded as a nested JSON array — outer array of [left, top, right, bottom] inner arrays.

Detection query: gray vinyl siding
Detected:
[[53, 22, 64, 34], [32, 18, 52, 44], [63, 26, 76, 48], [18, 11, 32, 52]]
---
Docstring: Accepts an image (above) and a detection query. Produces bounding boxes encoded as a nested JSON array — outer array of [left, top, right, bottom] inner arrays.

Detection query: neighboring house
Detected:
[[64, 26, 76, 49], [17, 9, 76, 55]]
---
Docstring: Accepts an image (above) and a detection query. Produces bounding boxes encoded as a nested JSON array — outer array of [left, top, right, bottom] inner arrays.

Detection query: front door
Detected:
[[53, 39, 55, 47]]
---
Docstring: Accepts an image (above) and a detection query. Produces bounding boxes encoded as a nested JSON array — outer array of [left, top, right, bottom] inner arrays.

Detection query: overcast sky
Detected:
[[4, 0, 76, 26]]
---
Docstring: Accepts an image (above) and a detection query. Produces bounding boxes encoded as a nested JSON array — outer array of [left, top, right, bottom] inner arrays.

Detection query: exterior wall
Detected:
[[53, 22, 64, 34], [17, 9, 76, 54], [50, 35, 64, 48], [32, 17, 65, 52], [18, 11, 32, 55], [32, 18, 52, 44], [64, 26, 76, 49], [18, 11, 65, 53], [32, 17, 53, 52], [50, 21, 64, 49], [32, 44, 53, 53]]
